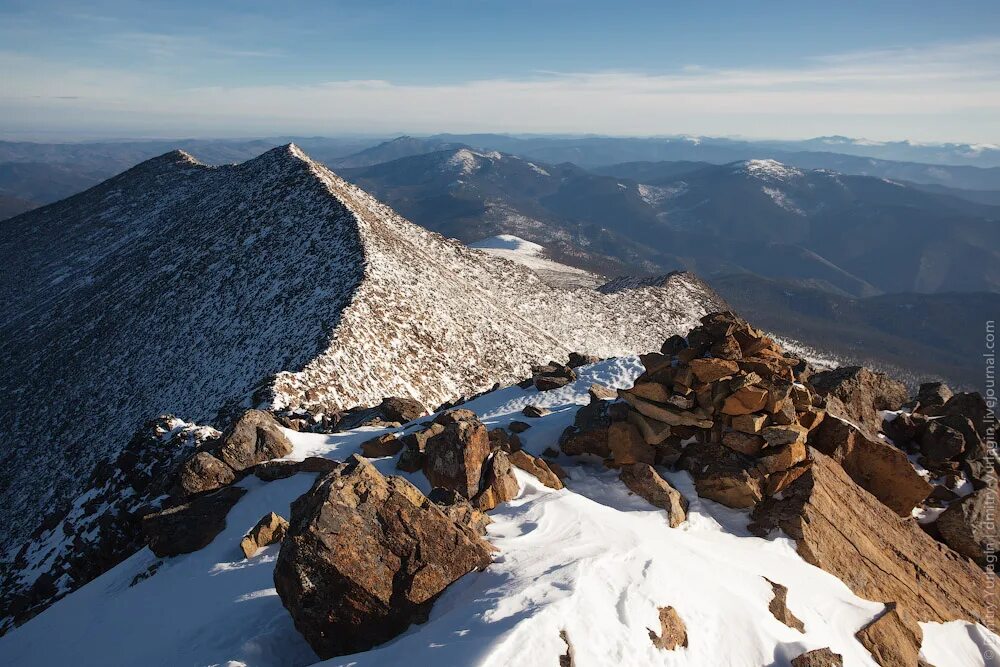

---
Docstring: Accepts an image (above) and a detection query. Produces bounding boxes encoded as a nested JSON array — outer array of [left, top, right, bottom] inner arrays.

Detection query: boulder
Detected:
[[918, 421, 965, 464], [910, 382, 953, 413], [423, 415, 491, 498], [172, 452, 236, 497], [472, 451, 520, 511], [619, 464, 687, 527], [681, 442, 764, 509], [791, 648, 843, 667], [628, 411, 672, 446], [396, 423, 444, 473], [273, 457, 492, 658], [750, 451, 996, 635], [936, 486, 1000, 566], [931, 392, 992, 439], [688, 358, 739, 383], [732, 413, 768, 434], [142, 486, 247, 557], [760, 424, 808, 447], [648, 606, 687, 650], [336, 397, 426, 430], [809, 366, 908, 436], [428, 487, 493, 536], [508, 420, 532, 433], [881, 412, 926, 448], [216, 410, 294, 472], [756, 441, 807, 475], [509, 450, 564, 490], [855, 605, 922, 667], [721, 386, 768, 416], [253, 456, 340, 481], [360, 433, 403, 458], [522, 404, 550, 418], [766, 579, 804, 632], [624, 382, 673, 403], [433, 409, 478, 425], [618, 391, 713, 429], [567, 351, 600, 368], [588, 384, 617, 401], [240, 512, 289, 558], [660, 335, 688, 357], [560, 399, 613, 458], [811, 417, 931, 516], [487, 428, 522, 453], [721, 430, 764, 456], [608, 422, 656, 467]]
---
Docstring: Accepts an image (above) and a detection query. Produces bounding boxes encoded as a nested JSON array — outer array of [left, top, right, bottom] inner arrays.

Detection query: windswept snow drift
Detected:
[[0, 358, 993, 667], [470, 234, 605, 289]]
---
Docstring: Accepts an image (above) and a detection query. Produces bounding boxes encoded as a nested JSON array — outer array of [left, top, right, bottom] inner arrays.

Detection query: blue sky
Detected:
[[2, 0, 999, 142]]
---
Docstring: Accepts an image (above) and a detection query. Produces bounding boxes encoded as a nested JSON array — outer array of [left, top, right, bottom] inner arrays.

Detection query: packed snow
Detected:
[[470, 234, 605, 289], [1, 357, 993, 667]]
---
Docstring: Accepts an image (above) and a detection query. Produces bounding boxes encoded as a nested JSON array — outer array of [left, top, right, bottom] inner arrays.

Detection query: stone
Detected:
[[433, 409, 478, 425], [732, 413, 768, 434], [681, 442, 764, 509], [508, 420, 532, 433], [587, 384, 617, 401], [936, 486, 1000, 566], [624, 382, 673, 404], [911, 382, 953, 413], [628, 411, 672, 445], [423, 416, 491, 498], [721, 386, 769, 416], [811, 417, 932, 516], [360, 433, 403, 458], [172, 452, 236, 497], [428, 488, 492, 536], [721, 430, 764, 456], [535, 375, 571, 391], [932, 392, 992, 439], [764, 462, 811, 497], [522, 404, 550, 418], [376, 397, 426, 424], [254, 457, 340, 481], [215, 410, 294, 472], [855, 605, 922, 667], [396, 423, 444, 473], [761, 424, 808, 447], [756, 441, 807, 475], [619, 463, 687, 527], [567, 351, 600, 368], [660, 335, 688, 356], [688, 358, 739, 383], [808, 366, 908, 436], [472, 451, 520, 511], [882, 412, 925, 448], [797, 407, 825, 431], [618, 391, 714, 429], [560, 398, 613, 458], [509, 450, 564, 490], [608, 421, 656, 467], [273, 457, 492, 658], [766, 579, 804, 632], [487, 428, 522, 453], [648, 606, 687, 650], [240, 512, 289, 558], [142, 486, 247, 557], [710, 335, 742, 360], [791, 648, 843, 667], [918, 421, 965, 463], [750, 451, 996, 635]]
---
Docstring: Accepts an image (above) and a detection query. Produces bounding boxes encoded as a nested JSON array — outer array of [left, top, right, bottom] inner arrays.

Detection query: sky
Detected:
[[1, 0, 999, 143]]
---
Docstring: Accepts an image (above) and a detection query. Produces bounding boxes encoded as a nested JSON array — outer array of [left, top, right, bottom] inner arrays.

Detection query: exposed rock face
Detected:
[[173, 452, 236, 497], [855, 605, 922, 667], [936, 486, 1000, 566], [810, 417, 931, 516], [142, 486, 248, 558], [766, 579, 804, 632], [791, 648, 843, 667], [272, 456, 492, 659], [508, 450, 565, 490], [423, 413, 491, 498], [396, 423, 444, 473], [681, 442, 764, 509], [808, 366, 908, 436], [427, 488, 493, 536], [750, 451, 996, 636], [648, 606, 688, 650], [619, 464, 688, 527], [471, 451, 520, 511], [240, 512, 289, 558], [216, 410, 294, 472]]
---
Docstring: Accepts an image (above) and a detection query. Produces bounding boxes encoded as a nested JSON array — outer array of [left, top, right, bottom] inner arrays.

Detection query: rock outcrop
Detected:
[[142, 486, 247, 558], [273, 456, 492, 658], [423, 412, 491, 499], [648, 606, 688, 650], [808, 366, 908, 436], [215, 410, 294, 472], [791, 648, 843, 667], [936, 486, 999, 566]]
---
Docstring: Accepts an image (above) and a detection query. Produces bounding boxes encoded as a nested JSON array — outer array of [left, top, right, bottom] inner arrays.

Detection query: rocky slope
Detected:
[[0, 144, 724, 555]]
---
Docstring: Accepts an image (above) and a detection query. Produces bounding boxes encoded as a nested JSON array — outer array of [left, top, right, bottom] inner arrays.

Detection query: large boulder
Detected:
[[216, 410, 294, 472], [808, 366, 908, 436], [509, 450, 564, 489], [471, 451, 520, 511], [172, 451, 236, 497], [750, 451, 996, 637], [560, 398, 614, 459], [855, 605, 922, 667], [142, 486, 247, 557], [918, 421, 965, 464], [427, 488, 493, 536], [810, 417, 931, 516], [423, 414, 491, 498], [936, 486, 1000, 566], [273, 456, 492, 658]]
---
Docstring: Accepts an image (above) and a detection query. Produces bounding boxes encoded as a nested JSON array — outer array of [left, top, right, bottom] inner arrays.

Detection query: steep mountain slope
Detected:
[[0, 194, 35, 220], [0, 144, 724, 551]]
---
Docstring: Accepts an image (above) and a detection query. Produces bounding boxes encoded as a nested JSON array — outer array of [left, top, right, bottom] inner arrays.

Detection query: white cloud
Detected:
[[1, 39, 998, 142]]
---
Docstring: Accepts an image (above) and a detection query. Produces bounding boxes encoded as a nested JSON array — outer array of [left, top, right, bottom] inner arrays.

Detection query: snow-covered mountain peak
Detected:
[[444, 148, 504, 175], [735, 158, 804, 182]]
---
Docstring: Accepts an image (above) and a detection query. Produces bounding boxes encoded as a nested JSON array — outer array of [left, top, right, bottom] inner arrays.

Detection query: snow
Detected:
[[469, 235, 605, 289], [761, 186, 806, 216], [637, 183, 686, 207], [737, 159, 804, 182], [2, 357, 992, 666]]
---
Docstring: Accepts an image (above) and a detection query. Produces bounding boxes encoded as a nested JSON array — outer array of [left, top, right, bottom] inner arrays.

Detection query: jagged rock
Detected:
[[588, 383, 617, 401], [273, 456, 492, 658], [810, 417, 931, 515], [508, 420, 531, 433], [560, 399, 612, 458], [721, 386, 768, 415], [766, 579, 804, 632], [930, 392, 992, 439], [337, 397, 427, 430], [648, 606, 687, 650], [660, 335, 688, 356], [487, 428, 522, 453], [396, 423, 444, 473], [750, 451, 996, 635], [567, 351, 600, 367], [240, 512, 289, 558], [253, 456, 341, 481], [433, 408, 478, 425], [535, 376, 571, 391], [732, 413, 768, 434], [428, 488, 493, 536], [472, 451, 520, 511], [215, 410, 294, 472], [142, 486, 247, 557], [910, 382, 953, 413], [722, 430, 764, 456], [608, 422, 656, 467], [522, 404, 550, 418], [681, 441, 763, 509], [764, 462, 812, 497], [756, 441, 807, 475], [936, 486, 1000, 566], [509, 450, 564, 489], [809, 366, 908, 436], [760, 424, 808, 447], [855, 605, 922, 667], [689, 358, 739, 383], [360, 433, 403, 458], [172, 452, 236, 497], [881, 412, 926, 448], [791, 648, 843, 667], [619, 464, 687, 527], [918, 421, 965, 464], [424, 415, 491, 498]]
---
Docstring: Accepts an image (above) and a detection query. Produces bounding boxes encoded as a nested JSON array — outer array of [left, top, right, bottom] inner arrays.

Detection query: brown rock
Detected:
[[423, 416, 491, 498], [798, 407, 826, 431], [722, 386, 769, 415], [750, 451, 996, 635], [791, 648, 843, 667], [173, 452, 236, 497], [608, 422, 656, 467], [254, 457, 341, 481], [273, 457, 492, 658], [560, 399, 613, 458], [567, 351, 600, 368], [722, 430, 765, 456], [508, 420, 532, 434], [509, 450, 564, 490], [522, 404, 550, 418], [588, 384, 617, 401], [433, 409, 478, 425], [216, 409, 294, 472], [918, 421, 965, 464], [142, 486, 247, 557], [855, 605, 922, 667], [487, 428, 521, 453], [756, 441, 807, 475], [732, 413, 768, 434], [624, 382, 673, 404], [761, 424, 808, 447], [240, 512, 289, 558], [809, 366, 908, 436], [396, 423, 444, 473], [472, 451, 520, 511], [619, 463, 687, 527], [360, 433, 403, 458], [765, 462, 812, 497], [766, 578, 804, 632], [689, 358, 740, 383], [628, 411, 672, 445], [682, 442, 764, 508], [619, 391, 714, 429], [535, 375, 571, 391], [710, 335, 743, 360], [811, 417, 932, 515], [936, 486, 1000, 566], [428, 487, 493, 536], [660, 335, 688, 357], [648, 606, 688, 650]]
